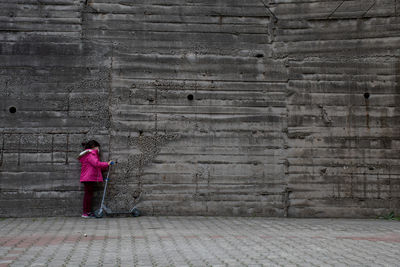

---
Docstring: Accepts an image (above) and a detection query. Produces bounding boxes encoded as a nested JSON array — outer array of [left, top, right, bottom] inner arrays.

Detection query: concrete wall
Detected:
[[0, 0, 399, 217]]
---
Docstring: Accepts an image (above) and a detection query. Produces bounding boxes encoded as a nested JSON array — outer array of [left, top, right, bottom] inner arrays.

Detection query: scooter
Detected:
[[94, 162, 141, 218]]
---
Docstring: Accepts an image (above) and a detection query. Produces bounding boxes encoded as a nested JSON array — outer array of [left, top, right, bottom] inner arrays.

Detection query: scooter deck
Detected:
[[105, 211, 136, 216], [95, 206, 140, 218]]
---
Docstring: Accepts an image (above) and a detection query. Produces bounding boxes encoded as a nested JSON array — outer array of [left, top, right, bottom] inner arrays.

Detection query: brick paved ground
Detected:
[[0, 217, 399, 267]]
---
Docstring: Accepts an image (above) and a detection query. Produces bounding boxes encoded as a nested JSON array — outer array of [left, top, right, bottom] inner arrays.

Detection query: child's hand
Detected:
[[108, 161, 115, 166]]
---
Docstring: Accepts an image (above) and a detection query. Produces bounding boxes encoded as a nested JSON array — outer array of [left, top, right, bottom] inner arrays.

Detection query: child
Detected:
[[78, 140, 114, 218]]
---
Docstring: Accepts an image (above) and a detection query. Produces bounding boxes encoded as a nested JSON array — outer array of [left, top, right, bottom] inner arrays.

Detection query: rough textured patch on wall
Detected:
[[0, 0, 399, 217]]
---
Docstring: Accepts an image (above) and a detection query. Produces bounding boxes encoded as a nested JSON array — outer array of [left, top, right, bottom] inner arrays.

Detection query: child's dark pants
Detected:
[[83, 182, 96, 214]]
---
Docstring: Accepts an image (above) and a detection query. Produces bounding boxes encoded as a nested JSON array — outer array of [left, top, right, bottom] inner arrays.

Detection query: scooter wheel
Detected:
[[131, 208, 140, 217], [94, 209, 104, 218]]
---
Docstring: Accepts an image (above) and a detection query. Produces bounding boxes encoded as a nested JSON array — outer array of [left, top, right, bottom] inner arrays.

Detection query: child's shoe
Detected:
[[81, 213, 90, 218]]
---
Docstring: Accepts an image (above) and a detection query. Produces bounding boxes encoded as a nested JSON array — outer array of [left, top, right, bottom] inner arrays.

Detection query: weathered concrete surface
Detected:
[[0, 0, 399, 217]]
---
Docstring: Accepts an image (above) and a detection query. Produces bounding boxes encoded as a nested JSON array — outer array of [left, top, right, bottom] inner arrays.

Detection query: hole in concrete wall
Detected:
[[9, 106, 16, 113], [255, 53, 264, 58], [364, 92, 370, 99], [187, 94, 194, 101]]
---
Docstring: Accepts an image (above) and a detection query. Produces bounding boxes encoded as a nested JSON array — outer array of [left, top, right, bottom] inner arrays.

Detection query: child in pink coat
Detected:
[[78, 140, 113, 218]]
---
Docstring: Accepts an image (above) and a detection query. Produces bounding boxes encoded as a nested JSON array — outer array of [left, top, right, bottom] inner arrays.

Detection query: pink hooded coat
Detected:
[[78, 149, 109, 182]]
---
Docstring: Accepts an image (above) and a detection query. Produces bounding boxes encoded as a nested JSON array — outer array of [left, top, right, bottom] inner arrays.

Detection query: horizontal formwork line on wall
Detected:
[[125, 182, 287, 189], [107, 154, 284, 161], [1, 1, 81, 8], [287, 101, 400, 108], [81, 22, 270, 34], [276, 19, 400, 32], [0, 151, 286, 160], [110, 45, 273, 56], [286, 126, 400, 134], [289, 73, 397, 80], [287, 75, 398, 82], [286, 87, 398, 96], [112, 129, 283, 137], [132, 181, 286, 187], [129, 156, 285, 164], [114, 139, 285, 147], [83, 29, 271, 41], [114, 91, 287, 100], [113, 88, 286, 95], [288, 173, 400, 180], [112, 53, 281, 63], [113, 104, 287, 114], [0, 55, 110, 67], [287, 106, 400, 113], [112, 122, 286, 132], [112, 120, 285, 129], [275, 30, 400, 43], [112, 109, 287, 116], [270, 3, 395, 20], [0, 30, 81, 37], [288, 58, 399, 66], [113, 79, 288, 90], [88, 27, 271, 36], [288, 175, 400, 182], [82, 4, 272, 17], [134, 196, 286, 203], [0, 176, 287, 185], [287, 157, 400, 164], [113, 174, 286, 181], [132, 178, 287, 186], [0, 17, 82, 24], [0, 27, 82, 33], [277, 16, 400, 29], [113, 103, 287, 109], [286, 158, 400, 165], [288, 66, 397, 75], [0, 104, 287, 112], [2, 134, 285, 142], [113, 74, 287, 82], [286, 125, 400, 132], [287, 143, 400, 150], [288, 171, 400, 178], [288, 79, 396, 86], [0, 172, 285, 181], [287, 137, 400, 144], [84, 15, 270, 26], [287, 117, 400, 127], [288, 147, 400, 153], [117, 97, 287, 105], [140, 198, 286, 204], [83, 1, 270, 8], [287, 166, 400, 174], [286, 157, 400, 163], [273, 37, 400, 54], [0, 157, 284, 165], [114, 77, 288, 83], [112, 167, 285, 176]]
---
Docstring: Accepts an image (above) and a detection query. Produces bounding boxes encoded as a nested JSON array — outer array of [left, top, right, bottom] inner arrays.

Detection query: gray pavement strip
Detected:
[[0, 217, 399, 267]]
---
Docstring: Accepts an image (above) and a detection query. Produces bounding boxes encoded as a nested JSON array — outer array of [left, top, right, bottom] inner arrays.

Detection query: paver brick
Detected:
[[0, 217, 399, 266]]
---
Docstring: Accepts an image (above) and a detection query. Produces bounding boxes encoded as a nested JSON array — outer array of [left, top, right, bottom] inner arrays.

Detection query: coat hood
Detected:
[[77, 149, 98, 159]]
